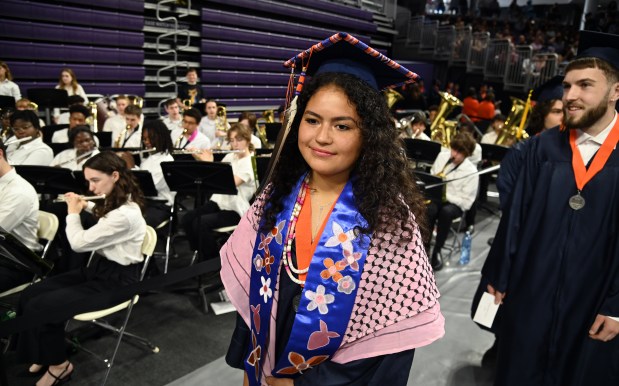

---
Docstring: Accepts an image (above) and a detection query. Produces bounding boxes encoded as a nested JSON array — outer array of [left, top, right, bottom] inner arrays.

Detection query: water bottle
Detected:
[[459, 230, 472, 265]]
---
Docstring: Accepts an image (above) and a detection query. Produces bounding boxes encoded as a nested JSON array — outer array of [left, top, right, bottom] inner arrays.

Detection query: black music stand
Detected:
[[481, 143, 509, 163], [132, 170, 159, 198], [160, 161, 237, 312], [49, 142, 71, 156], [15, 166, 84, 196], [265, 122, 282, 144], [404, 138, 441, 169], [0, 96, 15, 110], [27, 88, 68, 126], [0, 227, 53, 278], [95, 131, 112, 147], [413, 171, 443, 204], [41, 124, 68, 144]]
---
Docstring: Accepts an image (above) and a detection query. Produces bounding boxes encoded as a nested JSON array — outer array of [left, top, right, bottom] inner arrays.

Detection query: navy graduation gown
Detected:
[[481, 128, 619, 386]]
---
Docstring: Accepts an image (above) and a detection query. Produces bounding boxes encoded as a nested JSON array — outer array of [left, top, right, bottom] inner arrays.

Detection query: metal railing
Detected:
[[434, 25, 455, 61], [419, 20, 438, 53], [484, 39, 512, 82], [504, 45, 533, 91]]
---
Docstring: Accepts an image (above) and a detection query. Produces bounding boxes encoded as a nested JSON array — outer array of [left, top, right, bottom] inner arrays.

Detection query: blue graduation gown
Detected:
[[481, 128, 619, 386]]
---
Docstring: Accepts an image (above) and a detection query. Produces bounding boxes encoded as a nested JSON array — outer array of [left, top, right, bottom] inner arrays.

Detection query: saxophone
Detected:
[[175, 128, 188, 148], [114, 124, 130, 148]]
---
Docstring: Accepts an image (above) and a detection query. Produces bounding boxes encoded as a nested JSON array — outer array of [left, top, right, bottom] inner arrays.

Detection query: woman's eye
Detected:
[[335, 124, 350, 131], [304, 118, 319, 125]]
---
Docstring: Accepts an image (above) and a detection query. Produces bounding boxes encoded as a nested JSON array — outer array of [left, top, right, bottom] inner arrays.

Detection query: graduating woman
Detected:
[[221, 33, 444, 386], [16, 151, 146, 386]]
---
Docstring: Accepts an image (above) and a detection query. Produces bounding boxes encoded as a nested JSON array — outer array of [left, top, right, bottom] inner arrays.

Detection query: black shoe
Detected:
[[481, 339, 498, 367], [431, 253, 443, 271]]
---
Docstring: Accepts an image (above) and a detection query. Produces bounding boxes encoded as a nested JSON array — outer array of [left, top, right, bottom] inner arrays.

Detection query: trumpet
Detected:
[[53, 194, 106, 203], [56, 149, 97, 167], [4, 136, 32, 146]]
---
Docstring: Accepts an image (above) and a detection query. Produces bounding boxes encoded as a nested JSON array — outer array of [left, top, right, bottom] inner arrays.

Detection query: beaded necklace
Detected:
[[282, 174, 311, 285]]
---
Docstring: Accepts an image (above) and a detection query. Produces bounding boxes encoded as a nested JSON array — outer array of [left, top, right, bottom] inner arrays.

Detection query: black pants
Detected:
[[180, 201, 240, 260], [16, 255, 140, 365], [426, 201, 463, 257], [145, 200, 171, 230], [0, 266, 33, 293]]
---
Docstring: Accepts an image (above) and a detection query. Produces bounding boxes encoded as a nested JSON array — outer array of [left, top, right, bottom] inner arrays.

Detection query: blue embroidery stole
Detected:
[[245, 175, 370, 384]]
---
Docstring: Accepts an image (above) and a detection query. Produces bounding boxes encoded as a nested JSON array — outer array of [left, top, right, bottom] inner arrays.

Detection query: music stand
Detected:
[[0, 96, 15, 110], [404, 138, 441, 168], [42, 124, 69, 144], [160, 160, 237, 312], [131, 170, 159, 198], [49, 142, 71, 156], [265, 122, 282, 144], [413, 171, 443, 204], [27, 88, 69, 126], [254, 148, 272, 156], [0, 227, 53, 278], [15, 166, 84, 196], [481, 143, 509, 163], [95, 131, 112, 147]]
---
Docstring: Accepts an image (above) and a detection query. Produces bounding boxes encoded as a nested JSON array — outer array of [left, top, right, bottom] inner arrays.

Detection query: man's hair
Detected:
[[69, 104, 91, 118], [10, 110, 40, 130], [451, 132, 477, 158], [183, 107, 202, 123], [67, 95, 85, 106], [165, 98, 178, 107], [565, 57, 619, 84], [493, 114, 506, 122], [186, 67, 199, 75], [238, 111, 257, 130], [124, 105, 142, 117]]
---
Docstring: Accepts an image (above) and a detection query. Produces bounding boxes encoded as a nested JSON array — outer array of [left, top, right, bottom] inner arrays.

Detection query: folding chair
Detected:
[[68, 226, 159, 386], [442, 210, 468, 265]]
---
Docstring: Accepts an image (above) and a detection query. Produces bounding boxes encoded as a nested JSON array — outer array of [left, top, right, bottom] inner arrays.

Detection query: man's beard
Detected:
[[565, 95, 609, 129]]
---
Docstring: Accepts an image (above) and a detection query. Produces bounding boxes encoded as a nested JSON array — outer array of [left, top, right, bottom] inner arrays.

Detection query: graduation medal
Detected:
[[568, 192, 585, 210]]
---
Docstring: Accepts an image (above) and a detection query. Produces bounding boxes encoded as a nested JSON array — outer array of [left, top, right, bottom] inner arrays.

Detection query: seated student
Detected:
[[0, 61, 21, 101], [481, 114, 506, 145], [16, 151, 146, 386], [55, 95, 85, 125], [237, 111, 263, 149], [112, 104, 142, 148], [51, 105, 91, 143], [102, 95, 129, 133], [6, 110, 53, 166], [50, 126, 99, 170], [0, 138, 41, 292], [402, 112, 431, 140], [161, 98, 183, 131], [171, 107, 211, 150], [426, 132, 479, 271], [197, 99, 220, 144], [120, 120, 176, 229], [181, 123, 256, 260], [15, 98, 46, 128]]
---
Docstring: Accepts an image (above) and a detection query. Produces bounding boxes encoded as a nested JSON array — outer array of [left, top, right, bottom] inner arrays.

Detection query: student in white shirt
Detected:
[[50, 127, 99, 170], [0, 138, 41, 292], [102, 95, 129, 133], [171, 107, 211, 150], [120, 120, 176, 228], [55, 68, 88, 103], [55, 95, 85, 125], [198, 99, 228, 146], [17, 151, 146, 386], [427, 132, 479, 271], [238, 111, 263, 149], [6, 110, 53, 166], [0, 61, 21, 101], [51, 104, 91, 144], [161, 98, 183, 131], [181, 122, 256, 261], [112, 105, 142, 148], [481, 114, 506, 145]]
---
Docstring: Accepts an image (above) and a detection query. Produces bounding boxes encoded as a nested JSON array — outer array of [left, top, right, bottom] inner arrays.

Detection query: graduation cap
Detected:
[[576, 30, 619, 70], [283, 32, 420, 92], [532, 75, 564, 103]]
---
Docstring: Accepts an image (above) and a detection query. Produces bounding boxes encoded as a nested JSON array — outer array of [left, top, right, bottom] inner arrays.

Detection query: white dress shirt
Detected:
[[102, 114, 125, 133], [431, 150, 479, 211], [0, 79, 21, 101], [198, 116, 217, 144], [210, 153, 256, 216], [251, 134, 262, 149], [170, 128, 211, 150], [161, 116, 183, 131], [481, 131, 498, 144], [50, 148, 100, 170], [66, 201, 146, 265], [575, 112, 617, 165], [51, 128, 99, 146], [139, 152, 176, 205], [0, 168, 40, 251], [6, 137, 54, 166]]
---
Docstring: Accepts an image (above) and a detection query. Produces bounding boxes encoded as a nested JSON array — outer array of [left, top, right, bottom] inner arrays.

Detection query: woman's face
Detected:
[[11, 118, 38, 141], [73, 132, 96, 155], [0, 66, 6, 79], [298, 85, 363, 183], [544, 99, 564, 130], [228, 130, 248, 152], [84, 167, 118, 196], [142, 130, 153, 149], [61, 71, 72, 85]]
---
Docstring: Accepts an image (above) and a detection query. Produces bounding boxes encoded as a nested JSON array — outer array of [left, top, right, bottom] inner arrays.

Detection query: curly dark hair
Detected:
[[527, 99, 562, 136], [83, 151, 145, 218], [257, 72, 428, 241], [143, 119, 173, 154]]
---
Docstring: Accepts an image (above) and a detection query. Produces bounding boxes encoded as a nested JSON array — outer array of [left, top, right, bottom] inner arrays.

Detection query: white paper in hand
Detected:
[[473, 292, 500, 328]]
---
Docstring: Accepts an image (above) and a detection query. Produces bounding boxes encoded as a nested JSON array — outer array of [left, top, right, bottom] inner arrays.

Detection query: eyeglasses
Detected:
[[182, 119, 198, 126], [12, 124, 34, 132]]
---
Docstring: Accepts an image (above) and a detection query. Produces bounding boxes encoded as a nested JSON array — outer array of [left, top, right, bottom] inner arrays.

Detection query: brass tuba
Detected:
[[430, 92, 463, 148], [495, 97, 529, 146], [384, 88, 404, 109], [215, 106, 228, 149]]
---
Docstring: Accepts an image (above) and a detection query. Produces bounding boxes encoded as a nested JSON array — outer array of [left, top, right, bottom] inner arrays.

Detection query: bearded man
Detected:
[[478, 30, 619, 386]]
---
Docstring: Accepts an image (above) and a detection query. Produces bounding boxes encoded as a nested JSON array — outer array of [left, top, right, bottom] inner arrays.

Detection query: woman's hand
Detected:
[[64, 192, 87, 215], [265, 376, 294, 386], [190, 147, 214, 162]]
